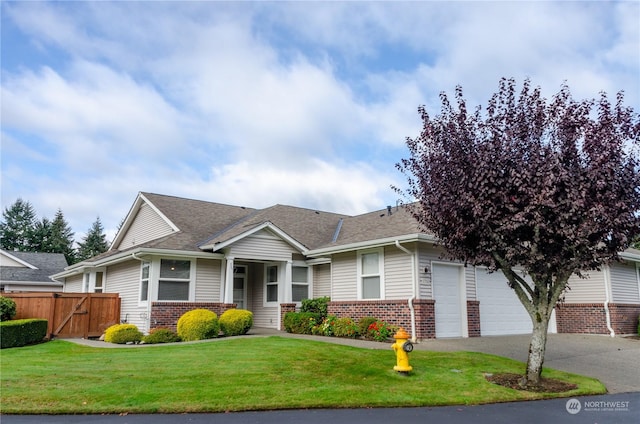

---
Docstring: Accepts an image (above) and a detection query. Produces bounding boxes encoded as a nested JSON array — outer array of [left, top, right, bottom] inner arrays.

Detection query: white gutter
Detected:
[[308, 233, 436, 258], [395, 240, 417, 343], [603, 265, 615, 337]]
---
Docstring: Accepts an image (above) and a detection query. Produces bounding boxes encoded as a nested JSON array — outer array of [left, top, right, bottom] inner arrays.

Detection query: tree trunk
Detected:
[[522, 310, 550, 387]]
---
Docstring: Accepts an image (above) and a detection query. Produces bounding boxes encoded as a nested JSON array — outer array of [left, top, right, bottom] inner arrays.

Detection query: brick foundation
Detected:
[[467, 300, 481, 337], [327, 299, 436, 340], [555, 303, 640, 335], [150, 302, 236, 332]]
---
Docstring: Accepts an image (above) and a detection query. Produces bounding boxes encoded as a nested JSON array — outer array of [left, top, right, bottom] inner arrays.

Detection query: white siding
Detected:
[[419, 244, 476, 300], [331, 252, 357, 300], [564, 271, 606, 303], [313, 264, 331, 298], [117, 203, 174, 249], [0, 255, 26, 267], [195, 259, 222, 302], [105, 260, 149, 332], [610, 262, 640, 304], [384, 245, 413, 299], [247, 264, 278, 328], [228, 230, 297, 261], [64, 274, 83, 292]]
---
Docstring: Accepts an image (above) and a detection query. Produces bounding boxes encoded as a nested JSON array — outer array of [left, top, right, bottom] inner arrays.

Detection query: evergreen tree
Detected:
[[30, 217, 53, 252], [77, 217, 109, 261], [0, 199, 37, 251], [47, 209, 76, 264]]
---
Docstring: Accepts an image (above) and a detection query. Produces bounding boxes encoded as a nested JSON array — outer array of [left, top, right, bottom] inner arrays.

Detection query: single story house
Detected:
[[52, 192, 640, 339], [1, 250, 68, 293]]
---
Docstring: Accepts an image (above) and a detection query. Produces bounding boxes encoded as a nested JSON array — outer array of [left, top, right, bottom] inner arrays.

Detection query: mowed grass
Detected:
[[1, 336, 605, 414]]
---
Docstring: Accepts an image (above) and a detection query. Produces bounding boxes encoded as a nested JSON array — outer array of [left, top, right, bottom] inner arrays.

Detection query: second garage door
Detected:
[[476, 269, 532, 336]]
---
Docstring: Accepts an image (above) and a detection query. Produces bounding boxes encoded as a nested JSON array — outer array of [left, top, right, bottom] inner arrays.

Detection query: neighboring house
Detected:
[[1, 250, 68, 293], [52, 192, 640, 339]]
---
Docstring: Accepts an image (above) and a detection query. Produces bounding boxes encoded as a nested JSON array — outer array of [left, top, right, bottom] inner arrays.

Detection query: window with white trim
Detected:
[[292, 266, 309, 302], [358, 249, 383, 299], [140, 261, 150, 302], [265, 265, 279, 304], [158, 259, 191, 301], [94, 271, 104, 293], [83, 273, 90, 293]]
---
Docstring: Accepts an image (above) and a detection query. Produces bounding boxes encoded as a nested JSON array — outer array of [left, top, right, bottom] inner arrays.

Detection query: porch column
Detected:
[[283, 260, 293, 303], [224, 257, 235, 304]]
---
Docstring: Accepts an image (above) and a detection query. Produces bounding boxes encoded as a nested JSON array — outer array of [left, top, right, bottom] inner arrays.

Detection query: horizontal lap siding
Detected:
[[313, 264, 331, 298], [117, 203, 174, 249], [228, 230, 297, 261], [610, 262, 640, 304], [564, 271, 606, 303], [64, 274, 83, 292], [195, 259, 221, 302], [384, 245, 413, 299], [331, 252, 357, 300], [105, 260, 148, 332]]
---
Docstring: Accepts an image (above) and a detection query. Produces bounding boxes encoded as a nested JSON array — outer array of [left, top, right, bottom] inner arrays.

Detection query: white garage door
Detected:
[[432, 264, 464, 338], [476, 269, 532, 336]]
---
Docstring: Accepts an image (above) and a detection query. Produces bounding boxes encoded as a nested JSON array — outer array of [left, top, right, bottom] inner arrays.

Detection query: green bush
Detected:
[[219, 309, 253, 336], [104, 324, 143, 344], [143, 328, 181, 344], [0, 319, 47, 349], [637, 315, 639, 336], [283, 312, 321, 334], [0, 296, 17, 321], [333, 317, 359, 338], [177, 309, 220, 341], [300, 297, 330, 320], [358, 317, 378, 337]]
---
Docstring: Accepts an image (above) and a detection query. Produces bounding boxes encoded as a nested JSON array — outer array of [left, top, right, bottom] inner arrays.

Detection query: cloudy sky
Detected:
[[2, 1, 638, 243]]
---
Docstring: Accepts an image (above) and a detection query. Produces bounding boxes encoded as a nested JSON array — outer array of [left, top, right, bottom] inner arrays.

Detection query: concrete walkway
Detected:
[[65, 328, 640, 394]]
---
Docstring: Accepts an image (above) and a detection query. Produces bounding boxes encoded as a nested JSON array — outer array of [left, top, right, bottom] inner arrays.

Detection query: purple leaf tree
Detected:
[[397, 78, 640, 386]]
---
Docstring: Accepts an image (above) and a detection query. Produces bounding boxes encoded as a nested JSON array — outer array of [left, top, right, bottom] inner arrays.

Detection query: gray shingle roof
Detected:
[[1, 251, 68, 283], [83, 193, 425, 263]]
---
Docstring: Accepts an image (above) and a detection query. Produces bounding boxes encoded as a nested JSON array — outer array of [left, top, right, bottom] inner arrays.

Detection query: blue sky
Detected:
[[2, 1, 639, 243]]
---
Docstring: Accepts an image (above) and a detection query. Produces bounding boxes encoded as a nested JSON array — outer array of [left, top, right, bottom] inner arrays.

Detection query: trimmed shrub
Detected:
[[301, 297, 330, 320], [143, 328, 181, 344], [333, 317, 359, 338], [1, 319, 48, 349], [638, 315, 639, 336], [104, 324, 143, 344], [283, 312, 321, 334], [219, 309, 253, 336], [358, 317, 378, 337], [0, 296, 17, 321], [177, 309, 220, 341]]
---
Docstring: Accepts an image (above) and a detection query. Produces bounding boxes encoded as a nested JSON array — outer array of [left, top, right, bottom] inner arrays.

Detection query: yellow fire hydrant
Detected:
[[391, 328, 413, 373]]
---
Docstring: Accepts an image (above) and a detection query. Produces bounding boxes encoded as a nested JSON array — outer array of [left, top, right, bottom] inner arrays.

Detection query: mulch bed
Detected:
[[486, 373, 577, 393]]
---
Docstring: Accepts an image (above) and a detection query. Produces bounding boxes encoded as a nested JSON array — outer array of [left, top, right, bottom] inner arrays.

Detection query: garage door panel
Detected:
[[476, 270, 532, 336], [433, 264, 464, 338]]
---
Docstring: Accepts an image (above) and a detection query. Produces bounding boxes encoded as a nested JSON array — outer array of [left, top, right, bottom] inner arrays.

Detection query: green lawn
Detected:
[[1, 336, 606, 414]]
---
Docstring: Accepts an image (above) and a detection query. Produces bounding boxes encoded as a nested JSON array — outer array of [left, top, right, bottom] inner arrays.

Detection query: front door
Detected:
[[233, 265, 247, 309]]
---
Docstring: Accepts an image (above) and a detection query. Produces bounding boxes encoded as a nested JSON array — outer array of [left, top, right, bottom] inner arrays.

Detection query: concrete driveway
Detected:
[[416, 333, 640, 394]]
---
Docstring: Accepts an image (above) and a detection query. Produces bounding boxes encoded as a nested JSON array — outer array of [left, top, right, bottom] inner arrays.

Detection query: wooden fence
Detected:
[[3, 292, 121, 339]]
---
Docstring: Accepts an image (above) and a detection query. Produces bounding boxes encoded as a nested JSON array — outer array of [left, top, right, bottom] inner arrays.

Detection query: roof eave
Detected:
[[199, 221, 309, 254], [306, 233, 435, 257]]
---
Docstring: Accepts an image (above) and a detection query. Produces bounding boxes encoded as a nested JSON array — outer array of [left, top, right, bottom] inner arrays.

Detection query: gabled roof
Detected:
[[1, 250, 68, 283], [200, 204, 348, 251]]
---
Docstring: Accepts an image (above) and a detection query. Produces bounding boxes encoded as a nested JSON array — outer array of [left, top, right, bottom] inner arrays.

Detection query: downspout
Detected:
[[131, 253, 152, 332], [395, 240, 417, 342], [603, 265, 615, 337]]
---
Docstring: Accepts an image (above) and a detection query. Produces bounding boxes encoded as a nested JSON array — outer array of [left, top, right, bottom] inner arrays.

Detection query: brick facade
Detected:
[[280, 303, 297, 331], [327, 299, 436, 340], [150, 302, 236, 332], [467, 300, 481, 337], [555, 303, 640, 335]]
